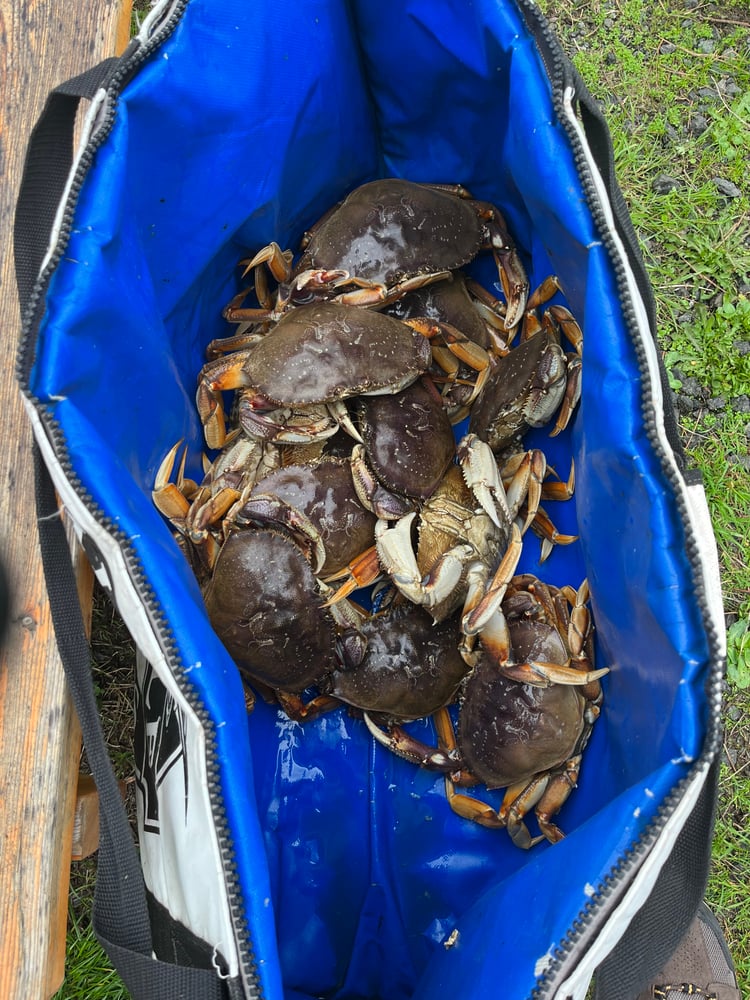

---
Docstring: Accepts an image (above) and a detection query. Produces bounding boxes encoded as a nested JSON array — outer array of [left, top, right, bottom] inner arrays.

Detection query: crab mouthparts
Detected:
[[244, 391, 276, 412]]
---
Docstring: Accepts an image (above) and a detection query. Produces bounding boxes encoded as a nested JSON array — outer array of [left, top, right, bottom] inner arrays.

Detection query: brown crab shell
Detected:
[[386, 272, 492, 350], [326, 603, 470, 720], [468, 333, 567, 451], [241, 301, 432, 406], [204, 529, 337, 693], [356, 379, 456, 501], [297, 178, 486, 285], [238, 458, 376, 576], [457, 621, 585, 789]]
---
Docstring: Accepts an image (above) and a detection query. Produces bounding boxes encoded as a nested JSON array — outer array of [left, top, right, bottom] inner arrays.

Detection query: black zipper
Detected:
[[15, 2, 264, 996], [515, 2, 725, 997]]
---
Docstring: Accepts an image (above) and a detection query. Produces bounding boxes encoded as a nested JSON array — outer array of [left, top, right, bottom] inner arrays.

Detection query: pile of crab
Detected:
[[154, 179, 608, 850]]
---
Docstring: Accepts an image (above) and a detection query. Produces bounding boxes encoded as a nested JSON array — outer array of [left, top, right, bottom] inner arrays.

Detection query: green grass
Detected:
[[130, 0, 152, 37], [706, 757, 750, 990], [680, 408, 750, 615], [56, 932, 129, 1000]]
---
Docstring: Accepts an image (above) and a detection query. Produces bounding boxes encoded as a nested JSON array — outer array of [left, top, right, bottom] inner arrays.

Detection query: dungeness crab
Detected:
[[366, 576, 608, 847], [226, 178, 529, 329]]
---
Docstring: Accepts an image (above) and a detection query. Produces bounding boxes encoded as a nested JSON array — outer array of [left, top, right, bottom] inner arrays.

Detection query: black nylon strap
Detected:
[[35, 444, 229, 999], [569, 68, 689, 472], [14, 60, 117, 313]]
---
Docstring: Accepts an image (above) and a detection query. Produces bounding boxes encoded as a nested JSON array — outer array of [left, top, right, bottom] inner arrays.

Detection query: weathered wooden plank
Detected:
[[0, 2, 131, 997]]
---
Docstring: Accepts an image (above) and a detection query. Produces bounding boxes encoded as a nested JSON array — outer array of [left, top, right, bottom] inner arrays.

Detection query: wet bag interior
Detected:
[[30, 1, 712, 997]]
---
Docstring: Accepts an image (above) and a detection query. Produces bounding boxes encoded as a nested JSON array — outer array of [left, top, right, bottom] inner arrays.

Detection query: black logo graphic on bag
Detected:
[[134, 661, 189, 833]]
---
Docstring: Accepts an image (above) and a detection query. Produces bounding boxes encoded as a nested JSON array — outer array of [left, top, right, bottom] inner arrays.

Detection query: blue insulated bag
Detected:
[[16, 1, 725, 998]]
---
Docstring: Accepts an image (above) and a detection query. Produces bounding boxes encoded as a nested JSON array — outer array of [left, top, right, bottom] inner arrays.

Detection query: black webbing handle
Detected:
[[35, 445, 230, 1000], [14, 60, 118, 314]]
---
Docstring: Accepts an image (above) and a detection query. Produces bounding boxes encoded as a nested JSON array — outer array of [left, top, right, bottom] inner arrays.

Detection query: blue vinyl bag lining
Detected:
[[30, 1, 710, 997]]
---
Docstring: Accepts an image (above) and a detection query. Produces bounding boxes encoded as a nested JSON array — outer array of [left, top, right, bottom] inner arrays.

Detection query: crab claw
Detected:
[[549, 352, 582, 437], [196, 349, 256, 450], [457, 433, 512, 530], [364, 713, 458, 771], [494, 246, 529, 331], [152, 440, 199, 523], [374, 514, 473, 615], [282, 267, 352, 308]]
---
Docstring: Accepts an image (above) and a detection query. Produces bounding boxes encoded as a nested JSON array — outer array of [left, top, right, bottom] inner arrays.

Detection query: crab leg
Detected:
[[547, 304, 583, 354], [335, 270, 454, 309], [503, 654, 608, 688], [503, 757, 581, 848], [525, 274, 563, 314], [223, 293, 275, 325], [559, 579, 608, 702], [442, 776, 511, 830], [501, 449, 548, 534], [205, 326, 267, 359], [196, 349, 255, 449], [238, 241, 294, 285], [323, 545, 382, 604], [502, 455, 576, 560], [363, 712, 458, 772], [525, 505, 579, 563], [463, 277, 512, 345], [460, 525, 523, 641], [416, 320, 493, 407], [499, 775, 558, 849], [539, 458, 575, 501], [186, 485, 240, 544], [275, 690, 344, 724]]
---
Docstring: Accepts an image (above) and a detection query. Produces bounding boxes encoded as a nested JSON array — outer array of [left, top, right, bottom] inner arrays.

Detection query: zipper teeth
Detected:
[[17, 4, 264, 996], [518, 3, 725, 997]]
